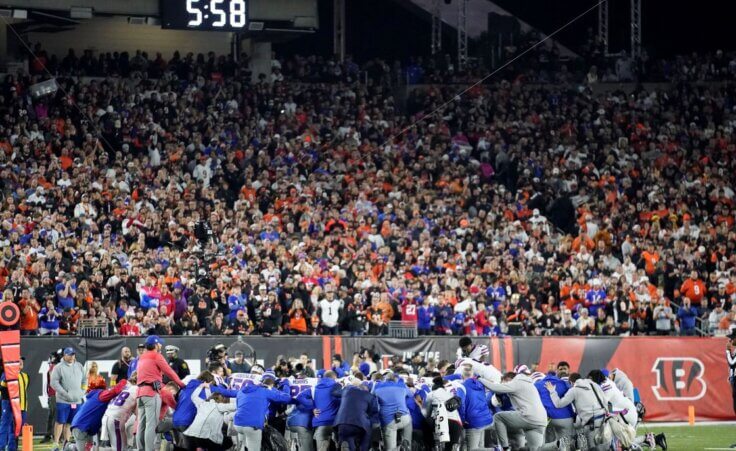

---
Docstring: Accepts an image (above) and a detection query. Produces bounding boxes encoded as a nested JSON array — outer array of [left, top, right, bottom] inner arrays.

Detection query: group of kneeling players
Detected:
[[63, 338, 669, 451]]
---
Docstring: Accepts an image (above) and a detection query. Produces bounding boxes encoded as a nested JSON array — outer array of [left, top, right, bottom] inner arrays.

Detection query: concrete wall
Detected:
[[27, 16, 233, 60]]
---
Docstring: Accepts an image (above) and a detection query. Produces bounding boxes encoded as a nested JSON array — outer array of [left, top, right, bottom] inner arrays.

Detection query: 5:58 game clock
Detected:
[[161, 0, 248, 31]]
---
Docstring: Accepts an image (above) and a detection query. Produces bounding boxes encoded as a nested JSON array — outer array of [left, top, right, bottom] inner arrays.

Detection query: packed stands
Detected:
[[1, 46, 735, 338]]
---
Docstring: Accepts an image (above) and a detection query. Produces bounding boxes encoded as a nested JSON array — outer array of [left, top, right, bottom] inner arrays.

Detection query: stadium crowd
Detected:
[[32, 337, 668, 451], [0, 45, 736, 339]]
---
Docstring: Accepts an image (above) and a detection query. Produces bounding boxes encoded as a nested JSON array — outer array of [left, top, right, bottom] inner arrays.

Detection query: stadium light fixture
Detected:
[[70, 6, 93, 19]]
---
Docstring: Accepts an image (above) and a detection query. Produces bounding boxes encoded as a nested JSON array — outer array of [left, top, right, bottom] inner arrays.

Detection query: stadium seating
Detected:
[[1, 47, 735, 339]]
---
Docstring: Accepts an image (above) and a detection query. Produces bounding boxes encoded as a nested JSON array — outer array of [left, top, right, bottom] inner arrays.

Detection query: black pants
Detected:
[[731, 377, 736, 415], [186, 435, 233, 450], [44, 396, 56, 438], [426, 419, 463, 451], [338, 424, 370, 451]]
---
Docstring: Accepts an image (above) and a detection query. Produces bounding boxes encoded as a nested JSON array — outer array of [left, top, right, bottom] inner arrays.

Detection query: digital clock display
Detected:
[[161, 0, 248, 31]]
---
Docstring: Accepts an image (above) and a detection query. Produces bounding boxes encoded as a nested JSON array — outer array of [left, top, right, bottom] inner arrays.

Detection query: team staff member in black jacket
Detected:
[[164, 346, 190, 383], [727, 332, 736, 416]]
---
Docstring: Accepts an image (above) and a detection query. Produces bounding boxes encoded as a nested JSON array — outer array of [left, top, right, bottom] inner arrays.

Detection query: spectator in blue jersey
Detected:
[[417, 298, 435, 335], [39, 299, 62, 335], [334, 376, 379, 451], [435, 300, 453, 335], [70, 379, 127, 450], [297, 370, 342, 451], [458, 363, 494, 450], [54, 273, 77, 310], [259, 224, 280, 242], [127, 344, 145, 378], [487, 280, 507, 309], [584, 279, 608, 318], [535, 362, 575, 444], [677, 298, 699, 336], [233, 371, 291, 451], [373, 371, 413, 451], [451, 311, 466, 335]]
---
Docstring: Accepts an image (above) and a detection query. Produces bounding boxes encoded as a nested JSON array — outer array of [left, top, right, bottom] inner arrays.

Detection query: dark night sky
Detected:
[[275, 0, 736, 62]]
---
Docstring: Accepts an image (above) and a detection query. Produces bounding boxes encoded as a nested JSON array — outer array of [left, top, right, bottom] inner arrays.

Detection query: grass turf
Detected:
[[27, 424, 736, 450], [644, 425, 736, 451]]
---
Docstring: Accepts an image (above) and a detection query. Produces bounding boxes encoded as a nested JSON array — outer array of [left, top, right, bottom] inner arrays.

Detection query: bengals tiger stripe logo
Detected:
[[651, 357, 706, 401]]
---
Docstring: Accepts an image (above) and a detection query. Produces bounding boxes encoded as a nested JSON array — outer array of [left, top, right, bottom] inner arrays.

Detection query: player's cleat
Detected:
[[645, 433, 656, 448], [655, 433, 667, 450]]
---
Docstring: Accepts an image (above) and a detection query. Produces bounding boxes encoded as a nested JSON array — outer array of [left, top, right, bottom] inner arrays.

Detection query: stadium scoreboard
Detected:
[[161, 0, 248, 31]]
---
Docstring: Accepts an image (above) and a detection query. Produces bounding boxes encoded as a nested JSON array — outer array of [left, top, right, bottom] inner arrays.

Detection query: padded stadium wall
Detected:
[[21, 335, 732, 433]]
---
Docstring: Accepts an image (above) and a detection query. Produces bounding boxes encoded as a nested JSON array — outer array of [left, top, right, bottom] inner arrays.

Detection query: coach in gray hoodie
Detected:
[[545, 373, 609, 451], [50, 347, 85, 449], [480, 367, 548, 451]]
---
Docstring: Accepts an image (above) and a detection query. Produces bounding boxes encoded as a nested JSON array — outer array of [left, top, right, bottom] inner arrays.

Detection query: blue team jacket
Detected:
[[70, 390, 108, 434], [535, 375, 575, 419], [462, 378, 493, 429], [297, 378, 342, 427], [373, 380, 411, 427], [127, 357, 138, 378], [334, 385, 379, 432], [234, 383, 291, 429], [173, 380, 237, 429], [407, 389, 426, 429], [287, 394, 314, 429], [486, 390, 514, 415]]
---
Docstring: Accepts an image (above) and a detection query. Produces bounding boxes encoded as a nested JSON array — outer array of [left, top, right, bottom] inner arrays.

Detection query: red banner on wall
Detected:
[[605, 337, 732, 421]]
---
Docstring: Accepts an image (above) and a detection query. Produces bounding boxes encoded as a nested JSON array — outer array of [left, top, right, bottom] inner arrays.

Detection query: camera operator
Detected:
[[229, 351, 251, 374], [40, 350, 63, 444], [196, 220, 214, 244], [206, 344, 230, 376]]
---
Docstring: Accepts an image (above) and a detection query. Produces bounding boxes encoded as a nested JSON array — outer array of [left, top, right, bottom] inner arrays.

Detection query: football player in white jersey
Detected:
[[457, 336, 489, 362], [100, 373, 138, 451], [454, 358, 502, 384], [609, 368, 635, 402], [590, 369, 667, 450]]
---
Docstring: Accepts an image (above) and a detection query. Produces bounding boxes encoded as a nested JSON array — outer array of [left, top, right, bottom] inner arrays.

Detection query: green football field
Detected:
[[27, 424, 736, 450], [642, 424, 736, 450]]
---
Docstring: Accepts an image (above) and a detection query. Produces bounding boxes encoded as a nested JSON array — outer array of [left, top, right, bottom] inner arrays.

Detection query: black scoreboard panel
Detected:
[[161, 0, 248, 31]]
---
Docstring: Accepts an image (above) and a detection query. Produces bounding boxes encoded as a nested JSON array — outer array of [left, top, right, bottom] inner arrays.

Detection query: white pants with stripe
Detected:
[[102, 413, 135, 451]]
